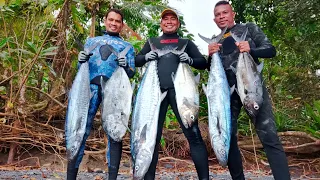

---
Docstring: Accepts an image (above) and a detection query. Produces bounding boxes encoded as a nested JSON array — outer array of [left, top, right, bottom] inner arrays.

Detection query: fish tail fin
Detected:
[[106, 44, 119, 58], [231, 27, 248, 42], [119, 45, 132, 58]]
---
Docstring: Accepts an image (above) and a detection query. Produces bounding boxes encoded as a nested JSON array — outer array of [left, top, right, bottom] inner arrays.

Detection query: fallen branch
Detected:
[[26, 86, 66, 108]]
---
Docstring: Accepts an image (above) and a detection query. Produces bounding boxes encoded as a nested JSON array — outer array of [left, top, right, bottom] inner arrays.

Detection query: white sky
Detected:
[[168, 0, 221, 54]]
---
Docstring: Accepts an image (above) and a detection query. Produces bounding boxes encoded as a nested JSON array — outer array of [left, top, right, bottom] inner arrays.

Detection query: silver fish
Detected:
[[65, 61, 90, 161], [199, 27, 232, 166], [100, 45, 134, 142], [131, 41, 167, 179], [231, 28, 264, 119], [171, 43, 200, 128]]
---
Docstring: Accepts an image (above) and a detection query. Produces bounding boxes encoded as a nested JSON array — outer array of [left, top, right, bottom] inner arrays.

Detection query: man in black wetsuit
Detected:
[[207, 1, 291, 180], [135, 9, 209, 180]]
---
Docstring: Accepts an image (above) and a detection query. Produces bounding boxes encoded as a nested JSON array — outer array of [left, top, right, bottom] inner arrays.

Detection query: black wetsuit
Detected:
[[135, 33, 209, 180], [208, 23, 291, 180]]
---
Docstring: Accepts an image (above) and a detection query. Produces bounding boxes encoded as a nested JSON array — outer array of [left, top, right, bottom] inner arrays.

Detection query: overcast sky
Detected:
[[168, 0, 221, 54]]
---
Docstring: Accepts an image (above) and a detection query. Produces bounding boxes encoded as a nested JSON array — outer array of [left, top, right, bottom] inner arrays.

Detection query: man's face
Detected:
[[104, 11, 123, 33], [160, 14, 180, 34], [214, 4, 235, 29]]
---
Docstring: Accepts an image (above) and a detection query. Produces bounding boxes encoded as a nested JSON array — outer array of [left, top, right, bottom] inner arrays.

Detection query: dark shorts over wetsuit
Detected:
[[135, 33, 209, 180]]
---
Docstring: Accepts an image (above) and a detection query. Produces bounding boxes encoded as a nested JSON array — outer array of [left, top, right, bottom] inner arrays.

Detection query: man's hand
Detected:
[[235, 41, 250, 53], [117, 57, 127, 67], [145, 51, 158, 61], [179, 52, 193, 65], [208, 43, 222, 56], [78, 51, 93, 63]]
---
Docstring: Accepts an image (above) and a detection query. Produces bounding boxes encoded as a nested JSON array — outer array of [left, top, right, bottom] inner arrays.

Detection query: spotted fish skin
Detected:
[[172, 63, 200, 129], [131, 60, 166, 180], [199, 30, 232, 166], [99, 45, 134, 142], [231, 29, 264, 119], [65, 62, 90, 161], [203, 52, 232, 166], [100, 67, 133, 142]]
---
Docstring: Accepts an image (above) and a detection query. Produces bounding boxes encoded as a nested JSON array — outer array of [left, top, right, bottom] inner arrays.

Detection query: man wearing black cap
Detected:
[[135, 8, 209, 180], [207, 1, 291, 180]]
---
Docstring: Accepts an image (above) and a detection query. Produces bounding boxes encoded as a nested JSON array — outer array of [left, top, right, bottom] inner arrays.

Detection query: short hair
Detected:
[[105, 8, 124, 22], [215, 0, 231, 8]]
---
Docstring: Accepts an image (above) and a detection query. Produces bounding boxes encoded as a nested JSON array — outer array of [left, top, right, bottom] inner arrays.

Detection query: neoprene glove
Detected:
[[145, 51, 158, 61], [78, 51, 93, 63], [117, 57, 127, 67], [179, 52, 193, 65]]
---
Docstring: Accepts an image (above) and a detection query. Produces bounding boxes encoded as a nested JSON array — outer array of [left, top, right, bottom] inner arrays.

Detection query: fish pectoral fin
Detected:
[[171, 72, 175, 83], [202, 84, 207, 96], [131, 81, 136, 91], [257, 61, 264, 73], [194, 73, 201, 84], [120, 112, 131, 133], [235, 88, 239, 95], [229, 65, 237, 74], [161, 91, 168, 102], [230, 85, 235, 95], [140, 124, 147, 142], [100, 76, 106, 93]]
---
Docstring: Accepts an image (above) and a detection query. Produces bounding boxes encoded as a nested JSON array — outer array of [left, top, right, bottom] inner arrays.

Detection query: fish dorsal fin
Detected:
[[198, 26, 227, 44], [231, 27, 248, 42]]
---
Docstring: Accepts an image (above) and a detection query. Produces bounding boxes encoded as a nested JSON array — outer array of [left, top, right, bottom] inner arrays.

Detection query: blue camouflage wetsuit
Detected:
[[67, 32, 135, 180]]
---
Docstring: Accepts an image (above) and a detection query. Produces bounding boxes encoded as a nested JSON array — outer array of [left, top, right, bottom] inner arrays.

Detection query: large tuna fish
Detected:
[[100, 45, 134, 142], [198, 28, 232, 166], [231, 28, 264, 119], [131, 41, 168, 180], [65, 61, 90, 161], [171, 44, 200, 129]]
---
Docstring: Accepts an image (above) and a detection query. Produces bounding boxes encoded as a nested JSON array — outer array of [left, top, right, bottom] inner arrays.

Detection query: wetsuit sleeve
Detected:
[[247, 23, 276, 58], [186, 40, 207, 70], [135, 40, 151, 67], [124, 45, 136, 78], [77, 38, 92, 70]]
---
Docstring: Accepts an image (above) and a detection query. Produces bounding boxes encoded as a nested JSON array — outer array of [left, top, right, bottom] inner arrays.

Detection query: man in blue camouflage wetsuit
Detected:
[[67, 9, 135, 180], [207, 1, 291, 180], [135, 9, 209, 180]]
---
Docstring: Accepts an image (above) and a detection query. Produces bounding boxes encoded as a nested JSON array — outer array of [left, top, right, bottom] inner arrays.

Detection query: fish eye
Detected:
[[135, 166, 139, 170], [254, 103, 259, 110]]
